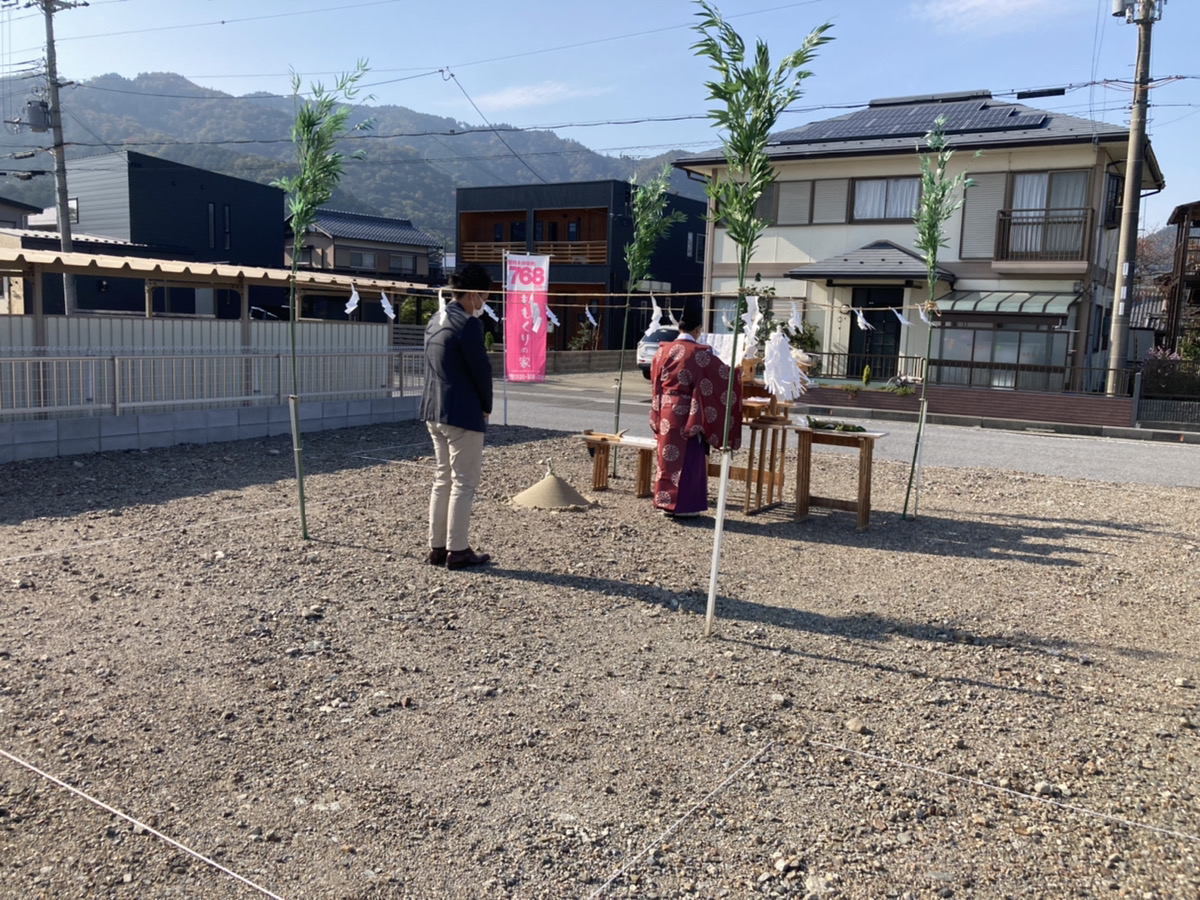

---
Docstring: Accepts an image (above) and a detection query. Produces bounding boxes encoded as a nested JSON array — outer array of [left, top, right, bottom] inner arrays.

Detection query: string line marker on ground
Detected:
[[0, 747, 289, 900]]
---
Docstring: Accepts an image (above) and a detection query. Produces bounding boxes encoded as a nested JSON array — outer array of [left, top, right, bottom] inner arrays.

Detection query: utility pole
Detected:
[[39, 0, 86, 316], [1105, 0, 1163, 395]]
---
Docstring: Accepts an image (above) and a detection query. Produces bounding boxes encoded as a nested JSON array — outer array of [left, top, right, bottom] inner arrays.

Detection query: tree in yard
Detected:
[[901, 118, 975, 520], [273, 60, 372, 539], [692, 0, 831, 636]]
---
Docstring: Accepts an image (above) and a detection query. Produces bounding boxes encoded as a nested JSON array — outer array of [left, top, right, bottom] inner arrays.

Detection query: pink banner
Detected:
[[504, 254, 550, 382]]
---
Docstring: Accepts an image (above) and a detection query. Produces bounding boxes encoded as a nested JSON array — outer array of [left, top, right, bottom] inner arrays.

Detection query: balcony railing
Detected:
[[458, 242, 526, 263], [995, 207, 1093, 262], [458, 240, 607, 265], [533, 241, 607, 265]]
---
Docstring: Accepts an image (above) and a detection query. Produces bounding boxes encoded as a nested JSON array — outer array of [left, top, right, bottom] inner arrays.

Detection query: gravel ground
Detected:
[[1, 420, 1198, 900]]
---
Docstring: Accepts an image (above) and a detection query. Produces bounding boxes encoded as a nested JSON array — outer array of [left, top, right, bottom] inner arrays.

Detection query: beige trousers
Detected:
[[426, 421, 484, 553]]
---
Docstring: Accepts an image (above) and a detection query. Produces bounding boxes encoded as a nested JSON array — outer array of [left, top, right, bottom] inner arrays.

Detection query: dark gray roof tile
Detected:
[[308, 208, 442, 248]]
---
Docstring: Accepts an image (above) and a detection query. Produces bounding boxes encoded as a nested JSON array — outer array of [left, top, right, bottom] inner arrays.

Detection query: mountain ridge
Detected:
[[0, 72, 708, 247]]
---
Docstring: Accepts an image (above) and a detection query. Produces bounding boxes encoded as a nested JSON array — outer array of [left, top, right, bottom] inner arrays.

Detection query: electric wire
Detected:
[[443, 69, 547, 184]]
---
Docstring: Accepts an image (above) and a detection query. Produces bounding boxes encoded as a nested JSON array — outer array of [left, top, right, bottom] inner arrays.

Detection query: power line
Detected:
[[443, 69, 546, 184]]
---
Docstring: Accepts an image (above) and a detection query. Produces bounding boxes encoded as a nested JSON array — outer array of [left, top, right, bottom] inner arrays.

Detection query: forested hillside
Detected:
[[0, 73, 706, 246]]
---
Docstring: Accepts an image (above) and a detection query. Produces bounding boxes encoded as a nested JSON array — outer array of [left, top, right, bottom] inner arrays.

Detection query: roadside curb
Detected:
[[801, 403, 1200, 445]]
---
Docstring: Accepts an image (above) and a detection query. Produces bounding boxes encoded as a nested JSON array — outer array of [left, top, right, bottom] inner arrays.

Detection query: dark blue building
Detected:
[[36, 151, 284, 316]]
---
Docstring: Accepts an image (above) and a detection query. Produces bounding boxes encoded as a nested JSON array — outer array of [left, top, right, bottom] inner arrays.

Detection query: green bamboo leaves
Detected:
[[273, 60, 372, 539], [612, 165, 687, 453], [625, 165, 687, 292], [902, 118, 977, 520], [692, 1, 832, 283]]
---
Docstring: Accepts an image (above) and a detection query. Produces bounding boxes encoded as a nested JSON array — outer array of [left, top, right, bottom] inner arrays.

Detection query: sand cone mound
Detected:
[[511, 473, 593, 511]]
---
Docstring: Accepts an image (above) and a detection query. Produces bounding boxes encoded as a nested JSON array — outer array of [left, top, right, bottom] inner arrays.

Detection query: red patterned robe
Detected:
[[649, 336, 743, 513]]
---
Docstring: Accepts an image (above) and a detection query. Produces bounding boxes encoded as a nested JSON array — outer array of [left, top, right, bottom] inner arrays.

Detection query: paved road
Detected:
[[493, 373, 1200, 489]]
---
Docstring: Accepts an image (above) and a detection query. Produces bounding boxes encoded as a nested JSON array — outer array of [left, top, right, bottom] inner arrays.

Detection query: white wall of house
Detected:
[[704, 140, 1123, 368]]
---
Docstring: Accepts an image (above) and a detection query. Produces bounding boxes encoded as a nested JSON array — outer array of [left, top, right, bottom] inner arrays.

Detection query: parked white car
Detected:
[[637, 327, 679, 379]]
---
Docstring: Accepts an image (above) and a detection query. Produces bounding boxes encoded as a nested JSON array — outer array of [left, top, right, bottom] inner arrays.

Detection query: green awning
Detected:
[[936, 290, 1079, 316]]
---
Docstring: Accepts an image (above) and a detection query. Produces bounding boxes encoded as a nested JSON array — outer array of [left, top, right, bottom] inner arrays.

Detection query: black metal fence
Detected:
[[810, 352, 1136, 396], [1140, 357, 1200, 400]]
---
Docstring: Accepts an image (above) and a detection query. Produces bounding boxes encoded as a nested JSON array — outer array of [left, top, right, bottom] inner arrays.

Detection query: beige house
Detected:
[[677, 90, 1165, 391]]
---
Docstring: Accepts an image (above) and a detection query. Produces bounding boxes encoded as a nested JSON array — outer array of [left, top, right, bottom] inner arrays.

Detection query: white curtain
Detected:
[[854, 179, 888, 219], [1011, 173, 1048, 254], [1046, 172, 1088, 257], [886, 177, 920, 218]]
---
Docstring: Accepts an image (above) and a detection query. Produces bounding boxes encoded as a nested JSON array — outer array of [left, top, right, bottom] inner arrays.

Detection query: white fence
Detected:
[[1, 349, 426, 421], [0, 314, 394, 357]]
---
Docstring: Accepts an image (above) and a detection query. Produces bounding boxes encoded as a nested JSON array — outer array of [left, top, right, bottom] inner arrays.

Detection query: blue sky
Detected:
[[1, 0, 1195, 229]]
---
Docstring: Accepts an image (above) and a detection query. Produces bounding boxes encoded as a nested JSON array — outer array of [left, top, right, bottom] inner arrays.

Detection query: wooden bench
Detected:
[[580, 430, 657, 498]]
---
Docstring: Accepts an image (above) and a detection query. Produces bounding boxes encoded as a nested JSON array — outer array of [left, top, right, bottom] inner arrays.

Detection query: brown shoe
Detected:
[[446, 548, 491, 570], [427, 547, 448, 566]]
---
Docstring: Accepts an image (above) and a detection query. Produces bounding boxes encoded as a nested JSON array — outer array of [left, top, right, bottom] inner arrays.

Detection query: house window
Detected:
[[753, 183, 778, 225], [1007, 170, 1089, 258], [547, 221, 559, 242], [349, 251, 376, 269], [299, 246, 313, 266], [390, 253, 416, 274], [695, 234, 706, 264], [534, 220, 544, 242], [493, 224, 503, 242], [934, 321, 1070, 390], [207, 201, 216, 249], [1104, 173, 1123, 229], [511, 221, 526, 242], [777, 181, 813, 225], [687, 233, 694, 257], [567, 220, 580, 242], [852, 177, 920, 221], [223, 204, 231, 251]]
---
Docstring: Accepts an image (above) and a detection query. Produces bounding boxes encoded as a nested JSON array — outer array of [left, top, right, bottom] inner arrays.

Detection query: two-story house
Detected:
[[677, 90, 1165, 392], [24, 150, 285, 317], [456, 180, 706, 351], [283, 207, 444, 322]]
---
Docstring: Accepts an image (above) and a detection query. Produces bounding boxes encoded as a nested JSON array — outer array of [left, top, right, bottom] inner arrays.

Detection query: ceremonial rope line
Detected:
[[807, 738, 1200, 844], [588, 741, 775, 900], [0, 747, 288, 900]]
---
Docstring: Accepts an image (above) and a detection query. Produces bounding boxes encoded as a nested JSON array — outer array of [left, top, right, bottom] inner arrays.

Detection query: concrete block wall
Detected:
[[0, 397, 420, 463]]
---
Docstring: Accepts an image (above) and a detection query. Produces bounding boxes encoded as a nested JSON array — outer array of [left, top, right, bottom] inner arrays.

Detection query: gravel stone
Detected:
[[0, 421, 1197, 899]]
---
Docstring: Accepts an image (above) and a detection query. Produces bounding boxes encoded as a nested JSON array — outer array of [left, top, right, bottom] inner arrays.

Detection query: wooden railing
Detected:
[[458, 241, 608, 265], [533, 241, 607, 264], [995, 207, 1093, 262], [458, 242, 526, 263]]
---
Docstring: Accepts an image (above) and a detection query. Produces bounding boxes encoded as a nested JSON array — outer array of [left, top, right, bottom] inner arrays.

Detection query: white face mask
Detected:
[[471, 302, 485, 318]]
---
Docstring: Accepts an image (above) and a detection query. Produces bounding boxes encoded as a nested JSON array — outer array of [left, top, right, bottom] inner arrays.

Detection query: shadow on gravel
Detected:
[[0, 422, 565, 526], [705, 508, 1171, 568], [479, 564, 1146, 678]]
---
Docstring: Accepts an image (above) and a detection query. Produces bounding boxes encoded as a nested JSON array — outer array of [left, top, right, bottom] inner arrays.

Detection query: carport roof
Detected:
[[0, 247, 430, 295], [936, 290, 1079, 316]]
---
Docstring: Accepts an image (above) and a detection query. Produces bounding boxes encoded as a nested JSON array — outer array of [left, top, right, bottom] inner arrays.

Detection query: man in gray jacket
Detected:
[[420, 263, 494, 570]]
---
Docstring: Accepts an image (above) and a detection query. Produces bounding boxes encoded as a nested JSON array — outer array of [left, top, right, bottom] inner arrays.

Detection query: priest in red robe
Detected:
[[649, 296, 743, 517]]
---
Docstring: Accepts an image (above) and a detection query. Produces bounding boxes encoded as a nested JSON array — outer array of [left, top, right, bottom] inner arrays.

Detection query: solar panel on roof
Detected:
[[777, 101, 1046, 145]]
